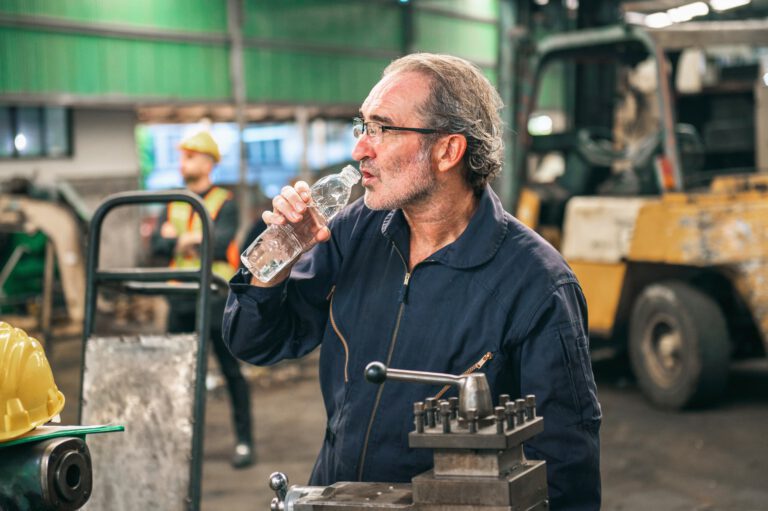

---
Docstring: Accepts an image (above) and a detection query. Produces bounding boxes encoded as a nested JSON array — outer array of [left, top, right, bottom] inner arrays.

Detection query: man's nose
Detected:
[[351, 134, 374, 162]]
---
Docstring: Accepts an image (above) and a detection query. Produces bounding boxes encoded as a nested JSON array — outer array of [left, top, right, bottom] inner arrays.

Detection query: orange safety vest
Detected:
[[167, 186, 239, 281]]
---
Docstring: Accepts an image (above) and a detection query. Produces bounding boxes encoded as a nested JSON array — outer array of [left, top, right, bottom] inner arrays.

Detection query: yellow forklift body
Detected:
[[568, 262, 626, 336], [630, 191, 768, 264], [627, 178, 768, 346], [554, 177, 768, 344]]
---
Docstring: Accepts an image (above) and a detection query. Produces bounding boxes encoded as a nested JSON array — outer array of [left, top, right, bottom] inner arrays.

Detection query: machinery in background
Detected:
[[0, 436, 93, 511], [268, 362, 548, 511], [0, 177, 90, 343], [513, 20, 768, 409]]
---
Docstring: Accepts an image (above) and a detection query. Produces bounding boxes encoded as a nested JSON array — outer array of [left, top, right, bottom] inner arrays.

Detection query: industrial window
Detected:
[[0, 106, 72, 158], [247, 139, 282, 166]]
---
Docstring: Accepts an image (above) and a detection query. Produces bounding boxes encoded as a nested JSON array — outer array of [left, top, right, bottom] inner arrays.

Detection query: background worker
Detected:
[[223, 54, 601, 509], [151, 131, 255, 469]]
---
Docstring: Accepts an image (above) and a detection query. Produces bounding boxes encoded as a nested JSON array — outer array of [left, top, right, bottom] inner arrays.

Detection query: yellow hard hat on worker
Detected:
[[0, 322, 66, 441], [178, 131, 221, 163]]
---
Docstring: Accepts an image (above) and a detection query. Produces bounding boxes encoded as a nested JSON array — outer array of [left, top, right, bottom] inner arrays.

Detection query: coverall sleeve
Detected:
[[222, 228, 344, 365], [514, 281, 602, 511]]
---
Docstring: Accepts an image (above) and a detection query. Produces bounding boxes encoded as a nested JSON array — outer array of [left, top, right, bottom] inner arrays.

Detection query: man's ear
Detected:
[[204, 155, 216, 172], [434, 134, 467, 173]]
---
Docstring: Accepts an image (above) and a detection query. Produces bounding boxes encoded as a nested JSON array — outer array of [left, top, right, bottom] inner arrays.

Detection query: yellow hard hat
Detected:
[[178, 131, 221, 163], [0, 322, 66, 442]]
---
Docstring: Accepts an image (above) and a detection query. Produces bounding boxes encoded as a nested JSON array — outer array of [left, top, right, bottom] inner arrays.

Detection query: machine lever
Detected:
[[365, 361, 493, 419], [269, 472, 289, 511]]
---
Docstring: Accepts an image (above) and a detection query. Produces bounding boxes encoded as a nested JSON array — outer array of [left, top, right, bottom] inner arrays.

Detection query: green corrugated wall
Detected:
[[242, 0, 404, 104], [0, 0, 501, 106], [244, 1, 403, 52], [0, 0, 227, 33], [0, 27, 230, 99]]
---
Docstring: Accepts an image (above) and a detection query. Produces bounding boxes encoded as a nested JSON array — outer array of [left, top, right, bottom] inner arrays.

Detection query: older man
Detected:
[[224, 54, 601, 509]]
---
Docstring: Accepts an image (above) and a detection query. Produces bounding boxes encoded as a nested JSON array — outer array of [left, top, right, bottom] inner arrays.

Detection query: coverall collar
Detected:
[[380, 184, 509, 269]]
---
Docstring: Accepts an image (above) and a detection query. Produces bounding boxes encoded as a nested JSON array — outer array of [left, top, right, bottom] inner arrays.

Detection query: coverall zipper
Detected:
[[328, 289, 350, 383], [357, 243, 410, 481], [432, 351, 494, 401]]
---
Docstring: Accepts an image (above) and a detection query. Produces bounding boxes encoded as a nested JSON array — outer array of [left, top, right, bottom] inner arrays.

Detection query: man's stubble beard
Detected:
[[363, 142, 438, 211]]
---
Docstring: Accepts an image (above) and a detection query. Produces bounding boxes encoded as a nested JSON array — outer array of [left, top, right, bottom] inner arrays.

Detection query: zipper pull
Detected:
[[398, 272, 411, 304], [433, 352, 495, 401], [473, 352, 493, 371]]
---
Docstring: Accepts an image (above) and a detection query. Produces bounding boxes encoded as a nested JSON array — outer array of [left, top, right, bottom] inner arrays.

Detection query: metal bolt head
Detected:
[[505, 401, 517, 429], [449, 397, 459, 418], [440, 401, 452, 433], [425, 397, 437, 428], [494, 406, 505, 434], [414, 401, 426, 433], [467, 408, 478, 433], [525, 394, 536, 420], [515, 399, 526, 422]]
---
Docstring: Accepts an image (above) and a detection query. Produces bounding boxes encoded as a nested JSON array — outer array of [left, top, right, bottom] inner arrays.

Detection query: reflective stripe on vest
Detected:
[[168, 186, 238, 281]]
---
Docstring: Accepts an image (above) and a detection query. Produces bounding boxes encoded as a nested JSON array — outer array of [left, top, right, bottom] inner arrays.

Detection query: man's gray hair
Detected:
[[383, 53, 504, 193]]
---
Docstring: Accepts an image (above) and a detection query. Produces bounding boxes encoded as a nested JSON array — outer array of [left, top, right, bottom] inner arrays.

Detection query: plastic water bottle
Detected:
[[242, 165, 361, 283]]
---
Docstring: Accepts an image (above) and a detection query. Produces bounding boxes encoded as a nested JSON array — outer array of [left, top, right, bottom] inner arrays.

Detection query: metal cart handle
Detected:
[[80, 189, 215, 511]]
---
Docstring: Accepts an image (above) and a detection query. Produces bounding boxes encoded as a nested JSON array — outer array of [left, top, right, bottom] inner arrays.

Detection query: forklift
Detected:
[[512, 20, 768, 409]]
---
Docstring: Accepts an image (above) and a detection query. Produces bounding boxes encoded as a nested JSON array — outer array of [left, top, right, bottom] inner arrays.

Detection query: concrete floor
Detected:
[[47, 336, 768, 511]]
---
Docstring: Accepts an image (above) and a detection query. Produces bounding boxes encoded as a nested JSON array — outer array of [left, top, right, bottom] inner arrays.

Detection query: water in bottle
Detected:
[[242, 165, 361, 282]]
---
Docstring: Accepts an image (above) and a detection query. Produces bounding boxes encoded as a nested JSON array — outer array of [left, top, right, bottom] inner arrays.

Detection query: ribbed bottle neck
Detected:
[[340, 165, 361, 186]]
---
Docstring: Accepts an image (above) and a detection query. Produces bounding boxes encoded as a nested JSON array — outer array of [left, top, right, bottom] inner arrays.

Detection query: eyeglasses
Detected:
[[352, 117, 442, 140]]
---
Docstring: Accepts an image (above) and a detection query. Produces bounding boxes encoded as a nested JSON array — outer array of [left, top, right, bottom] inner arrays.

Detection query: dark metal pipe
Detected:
[[0, 437, 92, 511]]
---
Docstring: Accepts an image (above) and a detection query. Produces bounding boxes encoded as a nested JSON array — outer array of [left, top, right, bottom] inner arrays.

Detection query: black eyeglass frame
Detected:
[[352, 117, 443, 138]]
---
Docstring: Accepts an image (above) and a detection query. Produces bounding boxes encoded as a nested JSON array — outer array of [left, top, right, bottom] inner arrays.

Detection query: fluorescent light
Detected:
[[14, 133, 27, 151], [534, 0, 550, 5], [710, 0, 751, 11], [528, 115, 553, 136], [667, 2, 709, 23], [645, 12, 673, 28], [625, 11, 647, 25], [763, 72, 768, 87]]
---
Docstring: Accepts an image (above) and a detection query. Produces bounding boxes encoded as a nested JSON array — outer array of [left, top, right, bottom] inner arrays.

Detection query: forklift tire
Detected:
[[628, 281, 730, 409]]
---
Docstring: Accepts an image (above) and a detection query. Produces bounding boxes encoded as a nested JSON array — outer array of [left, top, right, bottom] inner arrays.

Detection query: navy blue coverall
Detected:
[[224, 186, 601, 510]]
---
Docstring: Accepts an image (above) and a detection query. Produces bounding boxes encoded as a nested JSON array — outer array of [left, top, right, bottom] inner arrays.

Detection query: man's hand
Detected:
[[249, 181, 331, 287], [176, 232, 203, 257], [160, 221, 178, 239]]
